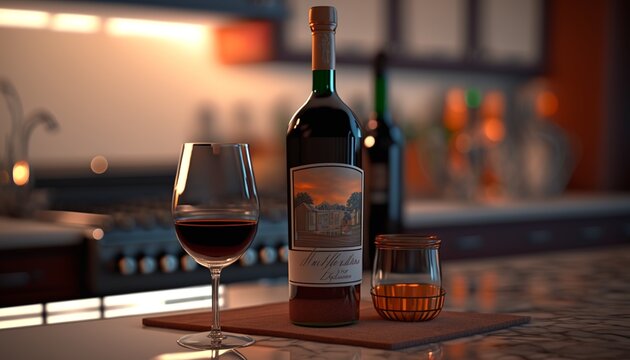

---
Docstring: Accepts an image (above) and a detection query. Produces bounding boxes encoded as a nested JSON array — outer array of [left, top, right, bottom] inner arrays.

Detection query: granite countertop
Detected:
[[241, 244, 630, 359], [2, 244, 630, 359]]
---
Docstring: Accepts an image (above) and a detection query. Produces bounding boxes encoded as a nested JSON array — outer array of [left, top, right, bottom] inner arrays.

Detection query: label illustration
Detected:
[[289, 163, 363, 287]]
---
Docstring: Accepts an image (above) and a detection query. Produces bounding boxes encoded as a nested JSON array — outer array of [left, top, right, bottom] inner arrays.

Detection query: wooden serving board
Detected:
[[143, 302, 530, 350]]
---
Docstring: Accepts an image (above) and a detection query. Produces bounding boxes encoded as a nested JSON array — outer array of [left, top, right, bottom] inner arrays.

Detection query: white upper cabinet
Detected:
[[277, 0, 546, 74], [400, 0, 467, 60], [283, 0, 387, 57], [479, 0, 543, 66]]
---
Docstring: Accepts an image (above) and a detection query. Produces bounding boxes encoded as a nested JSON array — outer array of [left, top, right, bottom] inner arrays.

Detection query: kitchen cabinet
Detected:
[[399, 0, 466, 61], [55, 0, 287, 19], [0, 218, 87, 307], [282, 0, 387, 58], [404, 194, 630, 260], [276, 0, 547, 76], [478, 0, 544, 66]]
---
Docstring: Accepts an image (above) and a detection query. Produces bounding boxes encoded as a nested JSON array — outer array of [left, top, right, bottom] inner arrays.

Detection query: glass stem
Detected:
[[209, 267, 222, 343]]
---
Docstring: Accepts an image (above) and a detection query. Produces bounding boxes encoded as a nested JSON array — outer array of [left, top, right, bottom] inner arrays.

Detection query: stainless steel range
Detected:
[[35, 167, 288, 298]]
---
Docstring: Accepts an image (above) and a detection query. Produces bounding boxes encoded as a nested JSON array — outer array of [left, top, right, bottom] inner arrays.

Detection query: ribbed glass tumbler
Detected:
[[371, 234, 445, 321]]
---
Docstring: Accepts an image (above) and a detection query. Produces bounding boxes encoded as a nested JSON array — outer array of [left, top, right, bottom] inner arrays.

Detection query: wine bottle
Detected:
[[286, 6, 363, 327], [364, 51, 404, 268]]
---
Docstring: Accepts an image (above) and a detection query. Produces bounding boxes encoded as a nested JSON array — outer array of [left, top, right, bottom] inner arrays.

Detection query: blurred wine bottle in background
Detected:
[[364, 51, 404, 268]]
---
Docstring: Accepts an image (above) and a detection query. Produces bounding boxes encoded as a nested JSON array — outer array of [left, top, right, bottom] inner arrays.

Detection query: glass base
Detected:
[[177, 331, 255, 351]]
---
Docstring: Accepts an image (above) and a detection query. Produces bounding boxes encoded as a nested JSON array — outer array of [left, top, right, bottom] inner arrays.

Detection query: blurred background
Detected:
[[0, 0, 629, 310]]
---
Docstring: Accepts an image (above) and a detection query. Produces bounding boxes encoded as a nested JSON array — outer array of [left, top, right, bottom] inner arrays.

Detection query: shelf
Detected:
[[56, 0, 287, 19], [274, 0, 548, 78]]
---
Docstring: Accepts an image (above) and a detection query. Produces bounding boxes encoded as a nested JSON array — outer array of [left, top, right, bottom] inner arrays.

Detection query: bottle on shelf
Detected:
[[286, 6, 363, 327], [363, 51, 404, 268]]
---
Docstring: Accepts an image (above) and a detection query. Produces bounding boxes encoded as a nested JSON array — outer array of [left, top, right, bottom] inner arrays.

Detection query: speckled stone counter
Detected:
[[250, 245, 630, 359], [2, 245, 629, 359], [436, 245, 630, 359]]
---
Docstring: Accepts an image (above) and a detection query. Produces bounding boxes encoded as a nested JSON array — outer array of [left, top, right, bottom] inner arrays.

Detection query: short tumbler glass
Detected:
[[371, 234, 445, 321]]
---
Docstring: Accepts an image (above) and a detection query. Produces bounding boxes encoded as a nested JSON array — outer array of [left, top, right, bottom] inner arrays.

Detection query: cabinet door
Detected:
[[400, 0, 467, 60], [0, 246, 83, 307], [479, 0, 543, 65], [276, 0, 546, 74], [282, 0, 387, 57]]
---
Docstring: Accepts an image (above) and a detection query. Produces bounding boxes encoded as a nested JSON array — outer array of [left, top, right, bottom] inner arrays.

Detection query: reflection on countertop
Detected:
[[437, 245, 630, 359]]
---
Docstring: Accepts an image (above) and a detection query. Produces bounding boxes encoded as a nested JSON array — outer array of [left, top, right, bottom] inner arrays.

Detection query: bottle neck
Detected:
[[311, 26, 336, 96], [373, 74, 393, 126], [312, 70, 335, 95], [373, 51, 392, 124], [375, 75, 387, 116]]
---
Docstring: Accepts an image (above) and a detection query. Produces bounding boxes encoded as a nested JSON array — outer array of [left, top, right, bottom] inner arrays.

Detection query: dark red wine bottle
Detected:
[[286, 6, 363, 327], [364, 51, 404, 268]]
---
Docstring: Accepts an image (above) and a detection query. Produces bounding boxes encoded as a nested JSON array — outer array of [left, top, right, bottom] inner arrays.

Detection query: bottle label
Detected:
[[289, 163, 363, 287]]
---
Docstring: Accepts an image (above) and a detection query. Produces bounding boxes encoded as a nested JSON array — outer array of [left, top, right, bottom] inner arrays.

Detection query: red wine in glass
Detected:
[[174, 219, 258, 262]]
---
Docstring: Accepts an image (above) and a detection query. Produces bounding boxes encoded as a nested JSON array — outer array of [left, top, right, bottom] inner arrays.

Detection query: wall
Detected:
[[0, 1, 530, 202], [545, 0, 608, 190], [0, 10, 457, 170]]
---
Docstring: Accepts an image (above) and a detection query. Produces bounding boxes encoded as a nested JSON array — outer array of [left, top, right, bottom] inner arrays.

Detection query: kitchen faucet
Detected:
[[1, 78, 59, 216], [1, 78, 59, 185]]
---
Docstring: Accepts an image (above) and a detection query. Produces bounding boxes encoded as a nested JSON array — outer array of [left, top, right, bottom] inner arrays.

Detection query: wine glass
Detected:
[[172, 143, 259, 350]]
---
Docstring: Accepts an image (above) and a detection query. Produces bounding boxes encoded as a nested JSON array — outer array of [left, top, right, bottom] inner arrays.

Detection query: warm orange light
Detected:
[[90, 155, 109, 174], [482, 91, 505, 118], [91, 228, 105, 240], [106, 18, 206, 45], [364, 135, 376, 148], [12, 161, 29, 186], [0, 8, 49, 29], [478, 271, 499, 312], [443, 88, 467, 132], [51, 13, 100, 33], [483, 117, 505, 143], [216, 21, 273, 64], [367, 119, 378, 130], [536, 90, 559, 117], [454, 133, 471, 153], [449, 273, 468, 309]]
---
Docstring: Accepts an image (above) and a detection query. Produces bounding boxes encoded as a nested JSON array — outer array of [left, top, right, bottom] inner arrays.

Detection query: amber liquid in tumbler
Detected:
[[371, 284, 444, 322]]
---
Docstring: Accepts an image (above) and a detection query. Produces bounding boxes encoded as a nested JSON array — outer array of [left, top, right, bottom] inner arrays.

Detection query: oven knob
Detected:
[[278, 244, 289, 263], [160, 254, 178, 273], [239, 248, 257, 267], [259, 246, 277, 265], [181, 255, 198, 272], [118, 256, 137, 275], [139, 256, 157, 274]]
